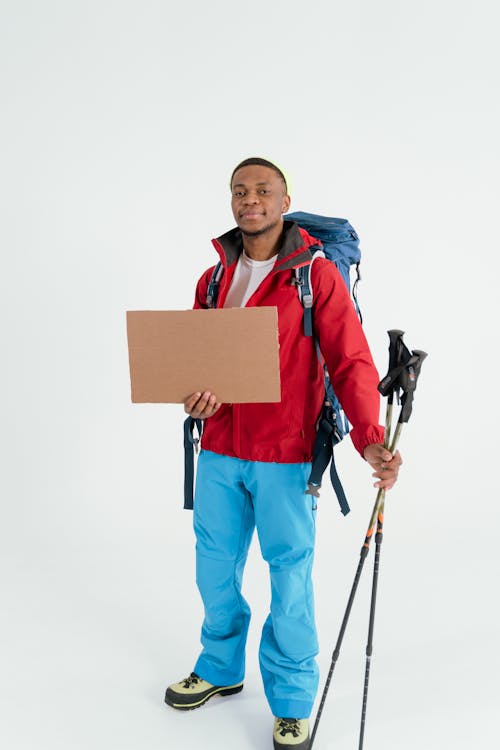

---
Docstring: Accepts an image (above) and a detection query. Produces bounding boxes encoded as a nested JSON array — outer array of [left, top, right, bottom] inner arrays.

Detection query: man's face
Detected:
[[231, 165, 291, 237]]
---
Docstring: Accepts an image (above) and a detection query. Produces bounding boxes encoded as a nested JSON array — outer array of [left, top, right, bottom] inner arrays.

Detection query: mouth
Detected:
[[239, 211, 264, 219]]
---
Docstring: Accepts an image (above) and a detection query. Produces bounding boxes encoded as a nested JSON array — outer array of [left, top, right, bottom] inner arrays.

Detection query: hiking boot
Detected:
[[164, 672, 244, 711], [273, 717, 310, 749]]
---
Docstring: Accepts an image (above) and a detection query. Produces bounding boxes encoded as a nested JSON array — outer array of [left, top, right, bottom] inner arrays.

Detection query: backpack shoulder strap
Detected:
[[293, 248, 325, 336], [183, 261, 223, 511], [206, 261, 223, 308], [294, 249, 351, 515]]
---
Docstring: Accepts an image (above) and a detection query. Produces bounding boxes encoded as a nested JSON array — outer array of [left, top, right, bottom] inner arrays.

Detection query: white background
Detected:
[[1, 1, 498, 748]]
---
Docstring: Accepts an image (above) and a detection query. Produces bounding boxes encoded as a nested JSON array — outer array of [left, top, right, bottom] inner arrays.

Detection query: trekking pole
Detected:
[[358, 345, 427, 750], [309, 333, 426, 750], [309, 331, 404, 750], [355, 329, 406, 748]]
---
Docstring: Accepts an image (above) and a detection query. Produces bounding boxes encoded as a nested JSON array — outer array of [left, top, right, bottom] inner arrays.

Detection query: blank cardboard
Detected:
[[126, 307, 281, 403]]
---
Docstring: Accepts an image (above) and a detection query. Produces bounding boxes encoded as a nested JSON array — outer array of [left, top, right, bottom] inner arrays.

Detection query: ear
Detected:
[[282, 194, 291, 214]]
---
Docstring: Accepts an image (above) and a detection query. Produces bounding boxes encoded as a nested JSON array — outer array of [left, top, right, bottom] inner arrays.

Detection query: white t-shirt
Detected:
[[223, 251, 278, 308]]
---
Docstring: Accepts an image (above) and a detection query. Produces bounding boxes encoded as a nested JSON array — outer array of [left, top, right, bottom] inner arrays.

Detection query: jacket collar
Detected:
[[212, 221, 320, 272]]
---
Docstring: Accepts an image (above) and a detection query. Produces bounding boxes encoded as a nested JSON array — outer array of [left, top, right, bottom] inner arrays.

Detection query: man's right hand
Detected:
[[184, 391, 221, 419]]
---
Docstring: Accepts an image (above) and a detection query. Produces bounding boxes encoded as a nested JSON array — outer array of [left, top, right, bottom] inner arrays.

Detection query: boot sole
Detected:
[[273, 737, 310, 750], [164, 683, 244, 711]]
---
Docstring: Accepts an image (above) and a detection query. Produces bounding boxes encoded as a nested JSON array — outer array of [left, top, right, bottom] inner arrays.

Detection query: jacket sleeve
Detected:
[[311, 259, 384, 456]]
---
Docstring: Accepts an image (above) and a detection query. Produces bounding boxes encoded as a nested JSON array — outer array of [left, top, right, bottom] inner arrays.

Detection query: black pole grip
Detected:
[[412, 350, 428, 381], [399, 350, 428, 423], [387, 329, 404, 368]]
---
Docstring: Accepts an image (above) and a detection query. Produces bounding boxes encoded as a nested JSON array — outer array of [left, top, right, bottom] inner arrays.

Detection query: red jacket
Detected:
[[194, 221, 384, 462]]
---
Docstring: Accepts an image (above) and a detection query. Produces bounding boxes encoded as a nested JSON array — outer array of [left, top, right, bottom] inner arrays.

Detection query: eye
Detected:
[[233, 190, 245, 198]]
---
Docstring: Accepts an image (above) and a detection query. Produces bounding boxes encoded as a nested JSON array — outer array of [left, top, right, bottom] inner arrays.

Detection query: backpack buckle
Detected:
[[302, 293, 313, 308]]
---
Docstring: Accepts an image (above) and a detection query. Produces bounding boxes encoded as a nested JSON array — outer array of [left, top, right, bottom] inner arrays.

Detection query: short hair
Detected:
[[230, 157, 288, 192]]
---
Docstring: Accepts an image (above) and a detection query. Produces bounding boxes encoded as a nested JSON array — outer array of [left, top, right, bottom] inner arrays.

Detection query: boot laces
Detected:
[[278, 718, 301, 737], [182, 673, 201, 688]]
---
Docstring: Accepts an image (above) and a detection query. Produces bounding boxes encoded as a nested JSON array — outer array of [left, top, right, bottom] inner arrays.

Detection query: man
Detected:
[[164, 158, 401, 750]]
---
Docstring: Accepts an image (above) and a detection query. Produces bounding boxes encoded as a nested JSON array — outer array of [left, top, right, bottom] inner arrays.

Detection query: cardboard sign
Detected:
[[126, 307, 281, 403]]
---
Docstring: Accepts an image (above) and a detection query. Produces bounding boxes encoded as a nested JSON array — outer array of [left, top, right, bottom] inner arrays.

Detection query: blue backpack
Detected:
[[184, 212, 362, 514]]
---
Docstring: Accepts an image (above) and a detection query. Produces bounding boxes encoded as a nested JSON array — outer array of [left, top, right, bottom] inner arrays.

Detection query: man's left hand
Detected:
[[363, 444, 403, 490]]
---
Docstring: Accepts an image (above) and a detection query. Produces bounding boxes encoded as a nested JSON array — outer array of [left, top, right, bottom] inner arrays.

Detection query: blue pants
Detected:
[[193, 450, 319, 719]]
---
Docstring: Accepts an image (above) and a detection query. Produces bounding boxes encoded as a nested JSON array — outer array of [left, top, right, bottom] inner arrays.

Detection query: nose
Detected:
[[242, 190, 260, 205]]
